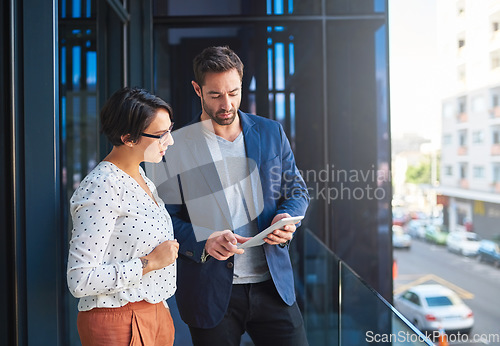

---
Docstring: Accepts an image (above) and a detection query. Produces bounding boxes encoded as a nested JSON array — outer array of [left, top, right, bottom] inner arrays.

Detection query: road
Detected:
[[393, 239, 500, 346]]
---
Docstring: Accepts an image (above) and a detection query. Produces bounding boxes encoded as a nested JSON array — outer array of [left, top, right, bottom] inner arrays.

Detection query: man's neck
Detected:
[[202, 113, 242, 142]]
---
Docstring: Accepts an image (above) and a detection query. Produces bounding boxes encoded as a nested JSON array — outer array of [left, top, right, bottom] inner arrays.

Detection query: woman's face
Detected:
[[139, 109, 174, 163]]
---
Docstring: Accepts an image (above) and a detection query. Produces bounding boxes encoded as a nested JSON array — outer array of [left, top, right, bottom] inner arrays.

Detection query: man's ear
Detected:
[[192, 80, 202, 98]]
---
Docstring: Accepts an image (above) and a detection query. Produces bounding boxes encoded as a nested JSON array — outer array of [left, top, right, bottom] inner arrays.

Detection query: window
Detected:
[[426, 296, 453, 307], [444, 165, 453, 176], [493, 94, 500, 107], [443, 102, 455, 119], [493, 165, 500, 182], [443, 134, 452, 145], [458, 130, 467, 146], [266, 25, 297, 145], [457, 65, 466, 82], [472, 131, 484, 144], [460, 163, 468, 179], [403, 292, 421, 306], [458, 97, 466, 113], [471, 96, 485, 113], [473, 166, 485, 178], [491, 50, 500, 70], [493, 129, 500, 144], [491, 11, 500, 34]]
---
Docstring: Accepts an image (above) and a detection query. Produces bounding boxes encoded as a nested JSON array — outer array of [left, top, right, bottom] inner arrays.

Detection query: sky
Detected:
[[388, 0, 441, 145]]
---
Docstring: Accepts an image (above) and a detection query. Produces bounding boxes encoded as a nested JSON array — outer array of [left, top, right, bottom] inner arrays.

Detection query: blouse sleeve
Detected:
[[66, 173, 143, 298]]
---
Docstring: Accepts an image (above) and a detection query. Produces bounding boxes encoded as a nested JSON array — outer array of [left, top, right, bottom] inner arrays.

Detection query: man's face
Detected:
[[193, 69, 242, 126]]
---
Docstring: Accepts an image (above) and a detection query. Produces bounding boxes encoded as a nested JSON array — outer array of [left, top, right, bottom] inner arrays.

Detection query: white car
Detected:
[[394, 284, 474, 335], [446, 232, 480, 256], [406, 219, 427, 239], [393, 225, 411, 249]]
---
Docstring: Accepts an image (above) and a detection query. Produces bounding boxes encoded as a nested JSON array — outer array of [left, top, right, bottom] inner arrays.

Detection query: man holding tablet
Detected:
[[155, 46, 310, 346]]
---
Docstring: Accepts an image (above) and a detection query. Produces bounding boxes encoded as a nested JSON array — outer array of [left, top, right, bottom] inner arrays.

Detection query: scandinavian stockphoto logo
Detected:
[[145, 120, 391, 241], [145, 120, 264, 242]]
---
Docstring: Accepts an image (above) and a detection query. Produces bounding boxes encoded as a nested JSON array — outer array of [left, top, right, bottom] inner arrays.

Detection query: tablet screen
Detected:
[[237, 216, 304, 249]]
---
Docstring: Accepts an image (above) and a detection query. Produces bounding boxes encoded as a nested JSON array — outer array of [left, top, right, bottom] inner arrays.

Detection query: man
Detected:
[[155, 46, 310, 345]]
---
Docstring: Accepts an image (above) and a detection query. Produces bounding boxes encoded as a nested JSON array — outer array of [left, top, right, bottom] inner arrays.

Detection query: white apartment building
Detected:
[[438, 0, 500, 239]]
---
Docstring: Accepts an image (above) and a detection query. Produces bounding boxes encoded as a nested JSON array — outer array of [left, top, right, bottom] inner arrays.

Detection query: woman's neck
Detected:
[[103, 146, 141, 177]]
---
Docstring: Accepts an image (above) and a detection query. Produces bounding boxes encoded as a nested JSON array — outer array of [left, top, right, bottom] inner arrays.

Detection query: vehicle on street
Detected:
[[393, 225, 411, 249], [446, 232, 480, 257], [425, 225, 449, 245], [409, 210, 429, 220], [393, 208, 409, 227], [394, 284, 474, 335], [406, 219, 427, 239], [477, 240, 500, 267]]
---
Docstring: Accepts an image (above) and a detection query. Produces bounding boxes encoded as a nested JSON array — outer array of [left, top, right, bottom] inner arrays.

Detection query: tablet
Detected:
[[237, 216, 304, 249]]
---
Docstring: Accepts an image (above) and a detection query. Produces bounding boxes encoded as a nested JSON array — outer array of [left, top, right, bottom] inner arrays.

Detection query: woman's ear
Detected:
[[121, 134, 134, 147]]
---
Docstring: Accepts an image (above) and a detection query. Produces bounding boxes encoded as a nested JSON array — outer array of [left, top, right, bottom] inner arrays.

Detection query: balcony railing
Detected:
[[458, 178, 469, 189], [491, 144, 500, 155], [490, 106, 500, 118], [290, 229, 433, 346], [491, 182, 500, 193], [167, 228, 434, 346], [456, 112, 468, 122], [457, 146, 468, 155]]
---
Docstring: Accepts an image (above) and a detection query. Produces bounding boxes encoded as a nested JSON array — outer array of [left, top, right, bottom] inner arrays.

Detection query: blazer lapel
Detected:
[[241, 111, 261, 168], [240, 112, 265, 230]]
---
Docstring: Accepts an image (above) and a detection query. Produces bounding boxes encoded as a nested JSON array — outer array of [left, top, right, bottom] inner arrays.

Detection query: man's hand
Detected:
[[205, 230, 251, 261], [264, 213, 297, 246]]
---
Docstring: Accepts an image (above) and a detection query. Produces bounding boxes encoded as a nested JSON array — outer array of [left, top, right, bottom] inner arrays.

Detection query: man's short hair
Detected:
[[193, 46, 244, 86]]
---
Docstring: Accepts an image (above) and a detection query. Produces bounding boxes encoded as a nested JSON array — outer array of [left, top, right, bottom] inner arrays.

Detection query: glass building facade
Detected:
[[1, 0, 395, 344]]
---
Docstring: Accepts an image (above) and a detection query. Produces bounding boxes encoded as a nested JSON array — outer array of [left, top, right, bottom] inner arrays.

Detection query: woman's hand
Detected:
[[140, 240, 179, 275]]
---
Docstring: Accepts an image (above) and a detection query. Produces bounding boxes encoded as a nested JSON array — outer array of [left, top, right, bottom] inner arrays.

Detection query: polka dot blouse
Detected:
[[67, 161, 176, 311]]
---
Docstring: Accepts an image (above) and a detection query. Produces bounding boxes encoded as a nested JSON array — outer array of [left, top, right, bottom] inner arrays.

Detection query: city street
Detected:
[[393, 239, 500, 345]]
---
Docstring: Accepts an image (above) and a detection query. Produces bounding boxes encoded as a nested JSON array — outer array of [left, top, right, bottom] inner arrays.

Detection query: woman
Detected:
[[67, 87, 179, 346]]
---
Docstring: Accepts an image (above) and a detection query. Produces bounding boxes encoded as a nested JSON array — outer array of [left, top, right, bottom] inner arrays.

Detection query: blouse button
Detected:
[[226, 262, 234, 269]]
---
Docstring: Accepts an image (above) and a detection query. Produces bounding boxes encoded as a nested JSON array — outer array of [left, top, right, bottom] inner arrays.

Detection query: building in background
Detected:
[[438, 0, 500, 240]]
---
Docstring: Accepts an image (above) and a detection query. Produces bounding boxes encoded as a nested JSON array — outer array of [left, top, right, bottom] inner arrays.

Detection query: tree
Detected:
[[406, 160, 432, 184]]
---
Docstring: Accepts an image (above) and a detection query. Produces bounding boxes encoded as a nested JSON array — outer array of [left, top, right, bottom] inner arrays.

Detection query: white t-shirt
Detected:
[[67, 161, 176, 311], [203, 129, 270, 284]]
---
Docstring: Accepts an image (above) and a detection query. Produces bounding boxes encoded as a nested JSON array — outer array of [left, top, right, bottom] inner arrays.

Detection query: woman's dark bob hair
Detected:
[[100, 87, 173, 147]]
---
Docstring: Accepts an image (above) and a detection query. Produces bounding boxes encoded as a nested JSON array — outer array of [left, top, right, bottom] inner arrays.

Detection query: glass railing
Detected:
[[169, 227, 432, 346], [290, 228, 433, 346]]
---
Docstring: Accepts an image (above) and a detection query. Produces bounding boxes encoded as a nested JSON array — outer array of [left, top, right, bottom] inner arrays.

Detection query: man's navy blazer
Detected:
[[156, 111, 310, 329]]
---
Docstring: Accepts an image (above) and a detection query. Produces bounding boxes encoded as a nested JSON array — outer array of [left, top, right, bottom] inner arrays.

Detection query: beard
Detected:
[[202, 96, 237, 126]]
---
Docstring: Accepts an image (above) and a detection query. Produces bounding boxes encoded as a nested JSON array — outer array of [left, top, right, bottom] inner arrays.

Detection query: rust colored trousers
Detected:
[[77, 300, 174, 346]]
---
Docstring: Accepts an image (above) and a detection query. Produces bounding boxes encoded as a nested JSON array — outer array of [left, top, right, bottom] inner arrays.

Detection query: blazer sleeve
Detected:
[[161, 174, 207, 263]]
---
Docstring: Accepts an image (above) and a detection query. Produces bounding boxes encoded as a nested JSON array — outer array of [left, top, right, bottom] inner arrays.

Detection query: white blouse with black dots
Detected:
[[67, 161, 176, 311]]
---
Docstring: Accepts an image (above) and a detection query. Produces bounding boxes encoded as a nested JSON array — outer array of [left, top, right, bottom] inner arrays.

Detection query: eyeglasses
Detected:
[[141, 122, 174, 146]]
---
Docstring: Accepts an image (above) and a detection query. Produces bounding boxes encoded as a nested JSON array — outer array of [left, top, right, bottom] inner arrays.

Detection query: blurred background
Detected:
[[391, 1, 500, 345]]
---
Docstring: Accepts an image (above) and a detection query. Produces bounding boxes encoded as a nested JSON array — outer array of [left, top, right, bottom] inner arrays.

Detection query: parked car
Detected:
[[407, 219, 427, 239], [425, 225, 449, 245], [477, 240, 500, 267], [409, 210, 429, 220], [393, 208, 410, 227], [393, 225, 411, 249], [446, 232, 480, 256], [394, 284, 474, 335]]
